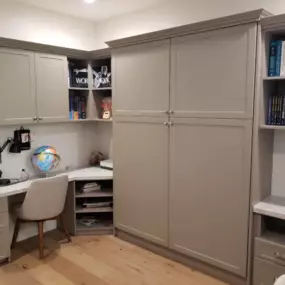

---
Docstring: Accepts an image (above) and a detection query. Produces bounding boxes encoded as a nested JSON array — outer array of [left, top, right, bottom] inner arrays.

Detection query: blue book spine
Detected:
[[267, 95, 273, 125], [69, 95, 73, 120], [272, 95, 277, 125], [276, 41, 282, 76], [269, 41, 277, 76], [281, 95, 285, 126]]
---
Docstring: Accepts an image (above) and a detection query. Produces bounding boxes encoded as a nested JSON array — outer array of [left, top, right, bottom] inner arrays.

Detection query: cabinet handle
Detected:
[[33, 117, 37, 121], [274, 252, 285, 261], [164, 122, 168, 126], [165, 110, 169, 115], [38, 117, 43, 121]]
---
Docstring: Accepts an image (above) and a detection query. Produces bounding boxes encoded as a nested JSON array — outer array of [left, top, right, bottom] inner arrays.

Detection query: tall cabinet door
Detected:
[[35, 53, 69, 123], [0, 48, 37, 125], [112, 40, 170, 117], [170, 23, 257, 119], [169, 118, 252, 277], [114, 117, 169, 246]]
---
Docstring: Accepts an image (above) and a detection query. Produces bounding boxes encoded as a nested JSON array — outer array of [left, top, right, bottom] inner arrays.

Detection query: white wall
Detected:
[[0, 1, 96, 50], [93, 0, 285, 49], [0, 123, 98, 241]]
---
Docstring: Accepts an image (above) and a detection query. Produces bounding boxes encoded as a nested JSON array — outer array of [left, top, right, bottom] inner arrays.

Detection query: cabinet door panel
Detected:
[[169, 118, 252, 277], [0, 48, 36, 125], [35, 53, 69, 123], [114, 117, 168, 246], [113, 40, 170, 117], [171, 24, 257, 119]]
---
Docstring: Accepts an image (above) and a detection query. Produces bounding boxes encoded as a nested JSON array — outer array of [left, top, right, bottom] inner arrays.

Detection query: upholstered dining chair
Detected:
[[11, 175, 71, 259]]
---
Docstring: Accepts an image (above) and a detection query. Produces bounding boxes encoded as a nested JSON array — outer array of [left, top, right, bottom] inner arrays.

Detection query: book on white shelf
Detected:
[[82, 182, 101, 193], [83, 202, 112, 208]]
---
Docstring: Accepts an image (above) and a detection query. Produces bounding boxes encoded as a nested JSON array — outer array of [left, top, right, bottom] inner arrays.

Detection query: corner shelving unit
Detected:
[[62, 179, 114, 236], [67, 53, 113, 124]]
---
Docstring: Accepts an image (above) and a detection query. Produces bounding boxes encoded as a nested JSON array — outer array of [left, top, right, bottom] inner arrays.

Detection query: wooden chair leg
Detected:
[[37, 221, 44, 259], [11, 219, 20, 249], [60, 214, 71, 242]]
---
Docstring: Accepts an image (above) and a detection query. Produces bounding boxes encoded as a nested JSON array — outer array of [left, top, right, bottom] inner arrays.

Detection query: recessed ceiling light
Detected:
[[84, 0, 97, 3]]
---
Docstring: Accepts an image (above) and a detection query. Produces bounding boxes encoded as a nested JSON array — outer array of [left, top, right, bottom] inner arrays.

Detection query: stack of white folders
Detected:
[[83, 202, 112, 208], [82, 182, 101, 193]]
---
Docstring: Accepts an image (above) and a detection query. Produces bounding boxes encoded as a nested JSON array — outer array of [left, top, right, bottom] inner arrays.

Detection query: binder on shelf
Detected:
[[269, 41, 277, 77]]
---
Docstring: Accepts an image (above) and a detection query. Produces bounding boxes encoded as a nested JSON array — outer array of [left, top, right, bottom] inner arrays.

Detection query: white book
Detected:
[[82, 186, 101, 193], [281, 41, 285, 76]]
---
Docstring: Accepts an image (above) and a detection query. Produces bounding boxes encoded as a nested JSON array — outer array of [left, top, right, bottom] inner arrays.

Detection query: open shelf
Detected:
[[76, 190, 113, 198], [93, 87, 112, 91], [260, 125, 285, 130], [94, 118, 113, 123], [69, 87, 89, 91], [76, 206, 113, 214], [76, 220, 113, 235], [264, 76, 285, 81]]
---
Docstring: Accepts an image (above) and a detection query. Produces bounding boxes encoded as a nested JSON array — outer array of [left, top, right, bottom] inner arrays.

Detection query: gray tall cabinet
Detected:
[[109, 9, 270, 283]]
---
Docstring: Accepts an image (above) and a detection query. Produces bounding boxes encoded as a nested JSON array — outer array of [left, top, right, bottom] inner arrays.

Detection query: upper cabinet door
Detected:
[[35, 53, 69, 123], [114, 116, 169, 246], [169, 118, 252, 277], [170, 24, 257, 119], [112, 40, 170, 117], [0, 48, 37, 125]]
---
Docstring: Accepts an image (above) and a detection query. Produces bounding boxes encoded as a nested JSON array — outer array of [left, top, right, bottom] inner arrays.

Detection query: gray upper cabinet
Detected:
[[0, 48, 37, 125], [170, 23, 257, 119], [112, 40, 170, 117], [35, 53, 69, 123], [169, 118, 252, 277], [114, 116, 169, 246]]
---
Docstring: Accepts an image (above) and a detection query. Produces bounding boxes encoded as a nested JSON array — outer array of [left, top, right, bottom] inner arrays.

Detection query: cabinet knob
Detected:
[[168, 122, 173, 126], [169, 110, 174, 115], [164, 122, 168, 126], [165, 110, 169, 115], [33, 117, 37, 121], [38, 117, 43, 121]]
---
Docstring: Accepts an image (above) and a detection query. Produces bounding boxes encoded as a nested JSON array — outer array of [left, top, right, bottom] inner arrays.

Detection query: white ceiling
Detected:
[[13, 0, 166, 22]]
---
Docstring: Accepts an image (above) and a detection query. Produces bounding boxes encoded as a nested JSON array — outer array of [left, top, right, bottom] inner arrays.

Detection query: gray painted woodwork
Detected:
[[113, 116, 168, 246], [35, 53, 69, 123], [169, 118, 253, 277], [0, 198, 9, 262], [112, 40, 170, 117], [0, 48, 37, 125], [107, 9, 271, 48], [170, 24, 257, 119], [253, 257, 285, 285]]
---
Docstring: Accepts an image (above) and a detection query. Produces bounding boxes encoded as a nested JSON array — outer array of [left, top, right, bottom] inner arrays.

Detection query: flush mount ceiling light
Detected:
[[84, 0, 97, 3]]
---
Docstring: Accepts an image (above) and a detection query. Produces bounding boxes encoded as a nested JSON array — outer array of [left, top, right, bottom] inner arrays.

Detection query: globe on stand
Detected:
[[31, 146, 61, 175]]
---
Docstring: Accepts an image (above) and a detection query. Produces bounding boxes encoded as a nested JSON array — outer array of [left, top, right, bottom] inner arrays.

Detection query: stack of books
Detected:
[[268, 40, 285, 77], [267, 94, 285, 125], [83, 202, 113, 208], [69, 95, 87, 120], [82, 182, 101, 193]]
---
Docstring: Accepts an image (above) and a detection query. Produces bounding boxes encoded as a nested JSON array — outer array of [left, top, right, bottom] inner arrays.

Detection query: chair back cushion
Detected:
[[18, 175, 69, 221]]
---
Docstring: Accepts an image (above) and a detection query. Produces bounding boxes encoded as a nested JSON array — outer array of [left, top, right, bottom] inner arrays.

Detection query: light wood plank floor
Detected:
[[0, 233, 228, 285]]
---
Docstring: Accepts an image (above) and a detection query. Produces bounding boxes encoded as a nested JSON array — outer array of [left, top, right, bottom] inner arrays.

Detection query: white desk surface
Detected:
[[0, 167, 113, 198], [253, 195, 285, 220]]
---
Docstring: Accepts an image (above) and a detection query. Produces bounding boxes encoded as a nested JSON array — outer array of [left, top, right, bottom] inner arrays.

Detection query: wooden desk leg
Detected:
[[37, 221, 44, 259]]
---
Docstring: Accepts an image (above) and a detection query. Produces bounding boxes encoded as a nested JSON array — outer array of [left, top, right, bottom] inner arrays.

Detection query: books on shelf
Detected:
[[68, 63, 88, 88], [83, 202, 112, 209], [267, 94, 285, 125], [268, 40, 285, 77], [69, 94, 87, 120], [81, 182, 101, 193]]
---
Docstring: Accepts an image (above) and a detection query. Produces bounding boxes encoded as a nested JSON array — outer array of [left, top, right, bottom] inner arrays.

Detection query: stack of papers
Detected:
[[82, 182, 101, 193]]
